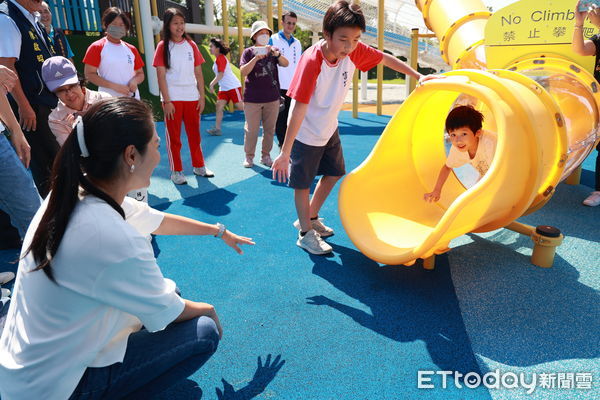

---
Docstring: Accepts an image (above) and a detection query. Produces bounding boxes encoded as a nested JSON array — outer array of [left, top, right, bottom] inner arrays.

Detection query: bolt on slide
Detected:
[[338, 0, 600, 266]]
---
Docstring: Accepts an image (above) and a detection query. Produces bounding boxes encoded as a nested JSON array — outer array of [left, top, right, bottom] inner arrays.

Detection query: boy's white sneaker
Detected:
[[293, 218, 334, 238], [1, 288, 10, 297], [0, 272, 15, 285], [297, 229, 333, 255], [583, 191, 600, 207], [171, 171, 187, 185], [193, 167, 215, 177]]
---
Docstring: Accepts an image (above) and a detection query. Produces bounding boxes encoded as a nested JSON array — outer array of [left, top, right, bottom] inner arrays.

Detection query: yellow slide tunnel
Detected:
[[415, 0, 490, 68], [339, 67, 599, 266]]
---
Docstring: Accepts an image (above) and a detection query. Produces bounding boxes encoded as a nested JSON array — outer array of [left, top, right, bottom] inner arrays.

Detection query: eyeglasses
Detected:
[[55, 83, 80, 96]]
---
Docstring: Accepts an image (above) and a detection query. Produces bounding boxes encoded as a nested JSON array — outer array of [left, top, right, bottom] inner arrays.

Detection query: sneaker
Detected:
[[243, 157, 254, 168], [193, 166, 215, 177], [583, 191, 600, 207], [206, 127, 222, 136], [171, 171, 187, 185], [0, 272, 15, 285], [297, 229, 333, 255], [1, 288, 10, 297], [261, 155, 273, 167], [293, 218, 334, 238]]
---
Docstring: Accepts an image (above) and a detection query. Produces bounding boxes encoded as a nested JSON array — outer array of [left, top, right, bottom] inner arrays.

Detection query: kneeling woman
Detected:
[[0, 97, 254, 399]]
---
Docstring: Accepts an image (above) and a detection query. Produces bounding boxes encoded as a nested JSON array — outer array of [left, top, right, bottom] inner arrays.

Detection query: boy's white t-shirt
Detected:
[[83, 37, 145, 99], [212, 54, 241, 92], [152, 39, 205, 101], [287, 40, 383, 146], [446, 130, 497, 177], [0, 195, 185, 400]]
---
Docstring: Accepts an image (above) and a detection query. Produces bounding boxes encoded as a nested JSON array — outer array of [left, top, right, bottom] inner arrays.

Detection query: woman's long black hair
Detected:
[[161, 8, 190, 69], [25, 97, 155, 282]]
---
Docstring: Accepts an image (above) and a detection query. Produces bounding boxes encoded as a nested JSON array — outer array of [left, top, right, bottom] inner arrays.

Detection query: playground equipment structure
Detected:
[[339, 0, 600, 268]]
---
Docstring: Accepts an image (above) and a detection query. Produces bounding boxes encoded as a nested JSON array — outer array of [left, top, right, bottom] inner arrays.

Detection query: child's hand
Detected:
[[418, 74, 445, 85], [424, 190, 441, 203], [272, 153, 290, 183]]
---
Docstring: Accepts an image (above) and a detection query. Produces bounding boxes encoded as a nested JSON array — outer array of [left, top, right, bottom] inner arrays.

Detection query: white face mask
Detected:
[[255, 34, 269, 46]]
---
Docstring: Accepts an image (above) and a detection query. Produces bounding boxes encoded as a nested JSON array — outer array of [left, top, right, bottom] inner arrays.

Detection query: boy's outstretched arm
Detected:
[[381, 53, 441, 83], [272, 101, 308, 183], [424, 165, 452, 202]]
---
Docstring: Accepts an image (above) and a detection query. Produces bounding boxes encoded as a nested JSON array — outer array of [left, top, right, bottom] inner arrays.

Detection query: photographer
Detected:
[[239, 21, 288, 168]]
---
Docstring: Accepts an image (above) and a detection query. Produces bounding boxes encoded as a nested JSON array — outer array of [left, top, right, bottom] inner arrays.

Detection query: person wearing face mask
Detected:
[[239, 20, 289, 168], [83, 7, 145, 99], [41, 56, 111, 146], [38, 1, 74, 61]]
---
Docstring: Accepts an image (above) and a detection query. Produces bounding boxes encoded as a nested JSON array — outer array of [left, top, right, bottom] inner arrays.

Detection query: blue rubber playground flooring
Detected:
[[1, 110, 598, 399]]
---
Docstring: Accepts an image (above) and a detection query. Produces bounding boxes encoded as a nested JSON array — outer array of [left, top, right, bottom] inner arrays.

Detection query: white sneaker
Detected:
[[1, 288, 10, 297], [0, 272, 15, 285], [297, 229, 333, 255], [171, 171, 187, 185], [193, 166, 215, 177], [261, 155, 273, 167], [243, 157, 254, 168], [293, 218, 334, 238], [583, 191, 600, 207]]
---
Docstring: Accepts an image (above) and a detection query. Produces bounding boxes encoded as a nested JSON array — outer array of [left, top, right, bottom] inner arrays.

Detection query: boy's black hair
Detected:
[[445, 105, 484, 134], [323, 0, 366, 36]]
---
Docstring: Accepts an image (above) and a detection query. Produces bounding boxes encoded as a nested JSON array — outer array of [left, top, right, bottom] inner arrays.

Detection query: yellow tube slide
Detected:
[[340, 70, 567, 265], [338, 0, 600, 265]]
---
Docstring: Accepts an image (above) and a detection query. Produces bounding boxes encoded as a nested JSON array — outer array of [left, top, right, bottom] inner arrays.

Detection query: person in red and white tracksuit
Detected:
[[153, 8, 213, 185], [206, 38, 243, 136]]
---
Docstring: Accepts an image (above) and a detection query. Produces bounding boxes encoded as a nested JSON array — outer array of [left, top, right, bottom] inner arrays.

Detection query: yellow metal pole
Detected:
[[132, 0, 144, 54], [409, 28, 419, 94], [150, 0, 160, 44], [278, 0, 283, 31], [236, 0, 244, 93], [221, 0, 230, 49], [267, 0, 273, 30], [564, 165, 582, 185], [352, 0, 360, 118], [376, 0, 384, 116]]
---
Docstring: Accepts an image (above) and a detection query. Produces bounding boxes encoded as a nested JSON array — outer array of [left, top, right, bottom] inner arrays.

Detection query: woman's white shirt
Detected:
[[0, 195, 185, 400]]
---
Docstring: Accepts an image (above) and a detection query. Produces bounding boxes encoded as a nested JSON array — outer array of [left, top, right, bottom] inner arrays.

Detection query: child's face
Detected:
[[169, 15, 186, 39], [323, 26, 363, 60], [448, 126, 481, 153]]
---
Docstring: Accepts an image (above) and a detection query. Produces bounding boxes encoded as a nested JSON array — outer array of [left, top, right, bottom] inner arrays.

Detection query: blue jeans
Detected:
[[69, 316, 220, 399], [0, 133, 41, 237]]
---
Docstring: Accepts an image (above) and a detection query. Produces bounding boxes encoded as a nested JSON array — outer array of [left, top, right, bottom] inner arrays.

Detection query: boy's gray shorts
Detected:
[[289, 129, 346, 189]]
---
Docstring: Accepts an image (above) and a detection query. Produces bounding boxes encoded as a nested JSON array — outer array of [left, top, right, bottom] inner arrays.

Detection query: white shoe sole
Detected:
[[296, 238, 332, 255], [292, 220, 334, 238]]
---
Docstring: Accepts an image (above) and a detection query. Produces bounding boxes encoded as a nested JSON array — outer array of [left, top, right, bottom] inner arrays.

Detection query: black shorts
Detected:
[[289, 129, 346, 189]]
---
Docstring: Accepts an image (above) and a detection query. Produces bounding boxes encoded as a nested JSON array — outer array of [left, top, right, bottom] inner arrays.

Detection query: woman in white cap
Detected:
[[239, 20, 289, 168], [41, 56, 111, 146], [0, 97, 254, 400]]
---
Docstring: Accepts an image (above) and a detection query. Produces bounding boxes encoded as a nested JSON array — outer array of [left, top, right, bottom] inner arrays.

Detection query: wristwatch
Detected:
[[214, 222, 226, 238]]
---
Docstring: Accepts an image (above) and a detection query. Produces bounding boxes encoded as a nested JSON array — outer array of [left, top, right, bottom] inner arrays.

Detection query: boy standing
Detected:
[[272, 0, 434, 255]]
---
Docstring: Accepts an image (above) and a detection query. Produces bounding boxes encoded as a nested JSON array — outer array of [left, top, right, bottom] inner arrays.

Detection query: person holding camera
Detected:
[[239, 21, 288, 168]]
